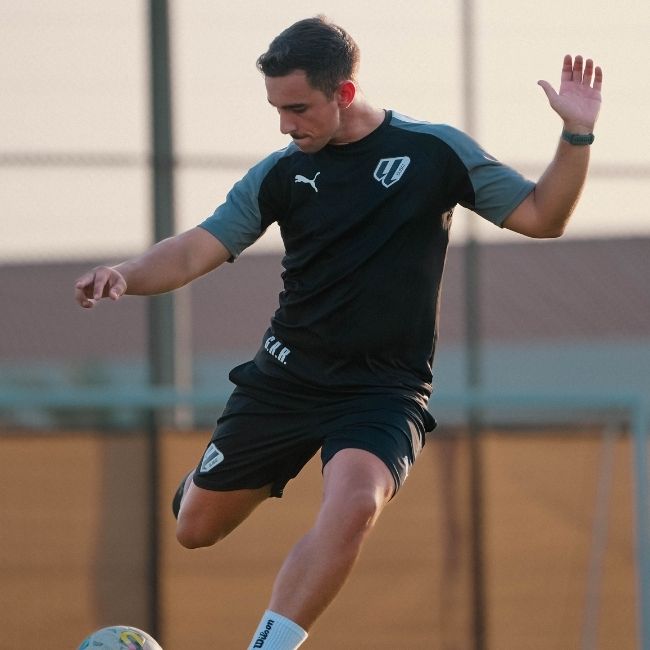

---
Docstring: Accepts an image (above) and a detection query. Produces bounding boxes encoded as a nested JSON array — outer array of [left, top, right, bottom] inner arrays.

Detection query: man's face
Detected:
[[265, 70, 342, 153]]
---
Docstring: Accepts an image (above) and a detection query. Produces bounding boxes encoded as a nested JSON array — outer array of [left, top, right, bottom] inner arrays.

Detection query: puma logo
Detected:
[[294, 171, 320, 192]]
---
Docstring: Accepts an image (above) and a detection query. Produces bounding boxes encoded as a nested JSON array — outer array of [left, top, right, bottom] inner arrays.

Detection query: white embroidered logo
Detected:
[[264, 335, 291, 365], [373, 156, 410, 188], [294, 171, 320, 192], [200, 443, 224, 473]]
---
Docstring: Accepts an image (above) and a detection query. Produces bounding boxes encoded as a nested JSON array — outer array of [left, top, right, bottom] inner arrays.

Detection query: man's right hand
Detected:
[[74, 266, 127, 309]]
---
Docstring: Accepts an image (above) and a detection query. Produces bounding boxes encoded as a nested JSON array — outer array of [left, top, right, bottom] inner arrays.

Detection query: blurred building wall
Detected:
[[1, 238, 648, 428]]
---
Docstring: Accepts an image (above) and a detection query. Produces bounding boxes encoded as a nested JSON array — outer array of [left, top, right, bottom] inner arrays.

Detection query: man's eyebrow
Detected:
[[267, 98, 308, 110]]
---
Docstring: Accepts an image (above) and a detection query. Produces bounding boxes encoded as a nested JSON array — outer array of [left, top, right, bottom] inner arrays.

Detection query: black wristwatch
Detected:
[[562, 130, 595, 146]]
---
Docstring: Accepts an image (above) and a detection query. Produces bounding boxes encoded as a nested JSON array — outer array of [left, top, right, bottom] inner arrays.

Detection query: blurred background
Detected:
[[1, 1, 648, 648]]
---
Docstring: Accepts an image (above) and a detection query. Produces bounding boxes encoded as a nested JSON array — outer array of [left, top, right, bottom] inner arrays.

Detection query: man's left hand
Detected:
[[538, 54, 603, 133]]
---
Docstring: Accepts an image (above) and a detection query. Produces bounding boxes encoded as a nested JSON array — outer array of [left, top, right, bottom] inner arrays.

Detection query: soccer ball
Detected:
[[77, 625, 163, 649]]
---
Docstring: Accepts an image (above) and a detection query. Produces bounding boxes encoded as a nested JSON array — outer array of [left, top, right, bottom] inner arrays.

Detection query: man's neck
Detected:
[[331, 100, 385, 145]]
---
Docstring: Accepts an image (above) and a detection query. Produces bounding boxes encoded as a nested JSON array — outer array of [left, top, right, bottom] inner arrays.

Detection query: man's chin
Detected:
[[293, 138, 325, 153]]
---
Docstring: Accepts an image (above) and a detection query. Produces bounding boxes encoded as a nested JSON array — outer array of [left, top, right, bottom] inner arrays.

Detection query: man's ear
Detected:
[[337, 80, 356, 108]]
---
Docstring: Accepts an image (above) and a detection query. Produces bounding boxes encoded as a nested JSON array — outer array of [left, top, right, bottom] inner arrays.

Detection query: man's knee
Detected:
[[176, 527, 210, 550], [320, 450, 395, 543], [345, 482, 390, 527], [175, 515, 224, 549], [174, 481, 271, 549]]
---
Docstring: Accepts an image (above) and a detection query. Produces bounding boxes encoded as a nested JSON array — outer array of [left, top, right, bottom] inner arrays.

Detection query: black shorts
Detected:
[[193, 361, 436, 498]]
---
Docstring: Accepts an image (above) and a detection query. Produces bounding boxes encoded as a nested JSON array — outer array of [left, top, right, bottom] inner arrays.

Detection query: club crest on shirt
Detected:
[[373, 156, 410, 188]]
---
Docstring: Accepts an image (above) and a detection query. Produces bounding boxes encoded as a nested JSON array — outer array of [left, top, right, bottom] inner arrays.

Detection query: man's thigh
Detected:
[[176, 480, 272, 546], [320, 397, 429, 496], [193, 387, 322, 498]]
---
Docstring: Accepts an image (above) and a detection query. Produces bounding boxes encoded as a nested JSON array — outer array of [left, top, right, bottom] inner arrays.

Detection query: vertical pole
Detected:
[[147, 0, 175, 641], [461, 0, 487, 648], [465, 238, 486, 650]]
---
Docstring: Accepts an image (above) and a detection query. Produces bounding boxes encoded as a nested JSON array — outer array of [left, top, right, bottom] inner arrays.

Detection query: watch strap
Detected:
[[562, 130, 595, 145]]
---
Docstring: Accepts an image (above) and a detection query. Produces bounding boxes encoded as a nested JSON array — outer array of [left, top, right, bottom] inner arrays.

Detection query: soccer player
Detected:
[[74, 16, 602, 649]]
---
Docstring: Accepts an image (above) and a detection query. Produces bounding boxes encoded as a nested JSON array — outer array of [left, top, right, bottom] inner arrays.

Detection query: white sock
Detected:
[[247, 609, 308, 649]]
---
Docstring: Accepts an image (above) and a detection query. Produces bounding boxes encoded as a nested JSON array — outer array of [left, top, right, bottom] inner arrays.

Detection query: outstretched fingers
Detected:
[[582, 57, 593, 86], [561, 53, 574, 83], [564, 53, 602, 91], [592, 64, 603, 92], [539, 53, 603, 131], [580, 58, 603, 91]]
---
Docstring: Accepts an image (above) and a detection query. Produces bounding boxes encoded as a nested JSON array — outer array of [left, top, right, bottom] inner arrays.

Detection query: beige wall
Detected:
[[0, 430, 636, 649]]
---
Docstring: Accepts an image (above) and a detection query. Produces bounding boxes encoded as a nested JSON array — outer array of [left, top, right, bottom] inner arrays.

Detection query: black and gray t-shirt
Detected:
[[200, 110, 534, 404]]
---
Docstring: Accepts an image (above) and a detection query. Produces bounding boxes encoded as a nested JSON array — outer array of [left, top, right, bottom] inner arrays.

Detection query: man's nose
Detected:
[[279, 112, 297, 135]]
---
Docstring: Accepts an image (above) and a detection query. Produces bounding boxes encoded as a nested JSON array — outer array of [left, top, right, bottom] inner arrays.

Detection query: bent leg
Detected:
[[176, 474, 271, 549], [267, 448, 395, 630]]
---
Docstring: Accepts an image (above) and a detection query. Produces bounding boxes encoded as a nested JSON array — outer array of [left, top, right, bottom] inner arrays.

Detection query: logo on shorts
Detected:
[[200, 443, 224, 473], [373, 156, 410, 188]]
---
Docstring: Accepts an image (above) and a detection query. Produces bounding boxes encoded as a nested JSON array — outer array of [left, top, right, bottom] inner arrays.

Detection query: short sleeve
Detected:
[[199, 146, 293, 259], [433, 125, 535, 226]]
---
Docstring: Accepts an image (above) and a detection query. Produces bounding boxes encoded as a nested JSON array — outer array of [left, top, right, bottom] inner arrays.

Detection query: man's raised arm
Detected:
[[503, 54, 603, 238]]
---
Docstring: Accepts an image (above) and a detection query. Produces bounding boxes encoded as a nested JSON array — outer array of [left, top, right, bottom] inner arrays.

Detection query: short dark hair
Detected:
[[256, 16, 360, 97]]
